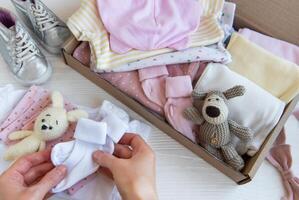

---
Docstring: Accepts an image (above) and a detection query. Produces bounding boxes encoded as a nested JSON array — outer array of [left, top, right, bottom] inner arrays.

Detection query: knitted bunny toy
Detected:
[[184, 85, 253, 170], [4, 91, 88, 161]]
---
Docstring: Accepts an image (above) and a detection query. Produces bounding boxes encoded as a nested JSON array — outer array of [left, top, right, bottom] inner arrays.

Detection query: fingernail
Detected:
[[92, 151, 102, 159]]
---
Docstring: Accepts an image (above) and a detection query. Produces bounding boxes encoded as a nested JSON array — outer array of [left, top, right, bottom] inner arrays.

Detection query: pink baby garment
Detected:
[[99, 71, 164, 116], [97, 0, 202, 53], [0, 86, 95, 195], [239, 28, 299, 65], [138, 64, 200, 141], [267, 129, 299, 200], [73, 41, 91, 66], [164, 76, 197, 141]]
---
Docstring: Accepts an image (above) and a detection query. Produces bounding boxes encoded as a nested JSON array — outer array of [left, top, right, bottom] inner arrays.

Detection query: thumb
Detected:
[[93, 150, 115, 169], [32, 165, 67, 197]]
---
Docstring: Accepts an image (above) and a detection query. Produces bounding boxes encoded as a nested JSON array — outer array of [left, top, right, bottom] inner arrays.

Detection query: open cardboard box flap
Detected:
[[228, 0, 299, 46], [62, 0, 299, 184]]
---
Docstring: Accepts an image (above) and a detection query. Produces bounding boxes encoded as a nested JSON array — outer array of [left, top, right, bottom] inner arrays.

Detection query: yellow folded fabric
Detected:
[[227, 33, 299, 103], [67, 0, 224, 71]]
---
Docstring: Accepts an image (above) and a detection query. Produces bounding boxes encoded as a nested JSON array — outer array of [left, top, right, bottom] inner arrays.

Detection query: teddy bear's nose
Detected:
[[206, 106, 220, 118], [41, 125, 48, 130]]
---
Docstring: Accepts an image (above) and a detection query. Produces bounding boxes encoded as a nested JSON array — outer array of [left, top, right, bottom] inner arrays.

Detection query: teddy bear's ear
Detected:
[[51, 91, 64, 108], [67, 110, 88, 122], [192, 90, 207, 100], [223, 85, 246, 100]]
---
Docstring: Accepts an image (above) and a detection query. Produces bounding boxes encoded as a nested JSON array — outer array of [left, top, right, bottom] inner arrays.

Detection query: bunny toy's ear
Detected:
[[51, 91, 64, 108], [192, 90, 207, 100], [67, 110, 88, 122], [223, 85, 246, 100]]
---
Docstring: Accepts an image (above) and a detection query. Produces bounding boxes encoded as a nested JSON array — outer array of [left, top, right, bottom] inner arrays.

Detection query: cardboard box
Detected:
[[62, 0, 299, 184]]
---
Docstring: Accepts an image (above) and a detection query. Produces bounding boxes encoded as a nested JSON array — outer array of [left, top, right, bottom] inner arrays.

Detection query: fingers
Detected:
[[7, 150, 51, 175], [92, 151, 115, 169], [114, 144, 132, 159], [24, 163, 54, 186], [32, 165, 67, 197], [118, 133, 146, 151], [98, 167, 113, 180]]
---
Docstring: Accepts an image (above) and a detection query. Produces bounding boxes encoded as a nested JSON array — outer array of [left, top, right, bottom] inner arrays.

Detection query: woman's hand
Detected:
[[0, 150, 67, 200], [93, 133, 158, 200]]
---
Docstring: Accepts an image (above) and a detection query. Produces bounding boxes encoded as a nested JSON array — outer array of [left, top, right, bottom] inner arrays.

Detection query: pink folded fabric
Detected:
[[0, 86, 95, 195], [267, 129, 299, 200], [139, 66, 169, 107], [165, 76, 193, 98], [97, 0, 202, 53], [164, 97, 197, 141], [239, 28, 299, 65], [99, 71, 164, 115], [73, 42, 91, 66], [163, 76, 197, 141]]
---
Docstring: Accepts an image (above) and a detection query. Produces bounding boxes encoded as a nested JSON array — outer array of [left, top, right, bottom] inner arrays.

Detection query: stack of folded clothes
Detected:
[[66, 0, 299, 196]]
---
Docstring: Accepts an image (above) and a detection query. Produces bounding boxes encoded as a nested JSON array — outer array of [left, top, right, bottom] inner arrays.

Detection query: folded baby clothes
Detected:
[[112, 43, 231, 72], [67, 0, 224, 71], [99, 71, 164, 115], [97, 0, 202, 53], [195, 63, 285, 156], [0, 85, 25, 125], [239, 28, 299, 65], [164, 76, 197, 141], [73, 42, 91, 66], [227, 33, 299, 103], [220, 2, 236, 42]]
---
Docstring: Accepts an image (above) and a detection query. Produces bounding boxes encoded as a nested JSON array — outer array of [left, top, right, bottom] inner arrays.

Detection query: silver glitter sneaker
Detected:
[[0, 8, 52, 86], [11, 0, 71, 54]]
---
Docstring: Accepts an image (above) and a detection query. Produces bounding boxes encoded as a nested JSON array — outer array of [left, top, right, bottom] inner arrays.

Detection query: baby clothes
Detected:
[[97, 0, 202, 53], [73, 42, 91, 66], [138, 64, 201, 141], [220, 2, 236, 43], [227, 33, 299, 103], [195, 63, 285, 156], [52, 100, 151, 193], [67, 0, 224, 71], [111, 44, 231, 72], [238, 28, 299, 65], [164, 76, 197, 141], [0, 85, 25, 125], [71, 39, 231, 72], [51, 117, 123, 193], [99, 71, 165, 116]]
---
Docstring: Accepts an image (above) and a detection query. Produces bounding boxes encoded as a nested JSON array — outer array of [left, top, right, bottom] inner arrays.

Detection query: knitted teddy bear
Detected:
[[184, 85, 253, 170], [4, 91, 88, 161]]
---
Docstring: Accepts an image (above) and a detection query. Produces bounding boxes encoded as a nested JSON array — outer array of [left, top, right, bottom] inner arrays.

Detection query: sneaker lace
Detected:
[[32, 2, 59, 31], [15, 26, 38, 65]]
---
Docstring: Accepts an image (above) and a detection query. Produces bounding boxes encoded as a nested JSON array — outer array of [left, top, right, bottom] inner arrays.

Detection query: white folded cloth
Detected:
[[195, 63, 285, 156]]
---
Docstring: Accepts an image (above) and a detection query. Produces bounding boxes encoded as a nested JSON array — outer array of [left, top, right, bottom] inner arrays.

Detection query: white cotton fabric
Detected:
[[52, 100, 152, 193], [0, 85, 26, 124], [52, 118, 114, 193], [195, 63, 285, 156]]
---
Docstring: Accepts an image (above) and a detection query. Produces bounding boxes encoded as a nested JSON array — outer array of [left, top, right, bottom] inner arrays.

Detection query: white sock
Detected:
[[51, 113, 128, 193]]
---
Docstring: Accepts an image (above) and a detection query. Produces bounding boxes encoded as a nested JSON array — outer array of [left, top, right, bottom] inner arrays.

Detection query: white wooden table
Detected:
[[0, 0, 298, 199]]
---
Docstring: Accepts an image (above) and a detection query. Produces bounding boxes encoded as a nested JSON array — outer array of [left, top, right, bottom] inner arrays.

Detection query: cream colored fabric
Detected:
[[67, 0, 224, 71], [227, 33, 299, 103]]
